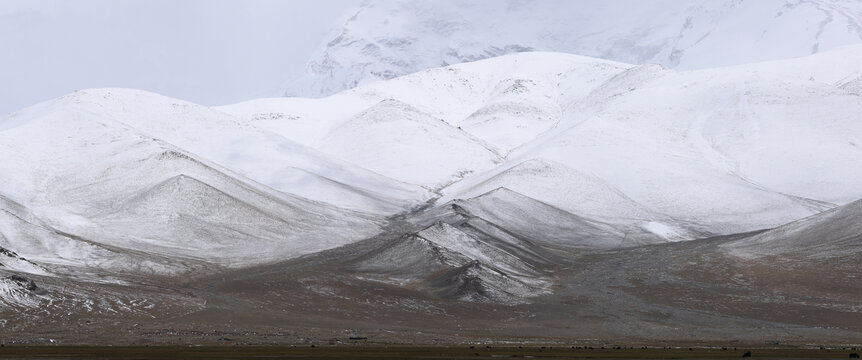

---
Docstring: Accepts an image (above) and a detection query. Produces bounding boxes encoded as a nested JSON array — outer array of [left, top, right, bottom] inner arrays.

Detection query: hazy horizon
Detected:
[[0, 0, 360, 115]]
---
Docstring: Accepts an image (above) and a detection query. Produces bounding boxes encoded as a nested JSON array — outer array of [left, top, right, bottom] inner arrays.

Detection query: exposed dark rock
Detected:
[[5, 274, 43, 294]]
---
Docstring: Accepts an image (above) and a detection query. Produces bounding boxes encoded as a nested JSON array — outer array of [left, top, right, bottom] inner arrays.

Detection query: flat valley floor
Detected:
[[1, 345, 861, 360]]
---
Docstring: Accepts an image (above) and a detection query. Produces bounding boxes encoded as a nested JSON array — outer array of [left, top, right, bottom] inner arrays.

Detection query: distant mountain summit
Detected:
[[284, 0, 862, 97]]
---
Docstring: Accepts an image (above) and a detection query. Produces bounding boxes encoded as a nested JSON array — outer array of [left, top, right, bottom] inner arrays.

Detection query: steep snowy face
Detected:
[[284, 0, 862, 97]]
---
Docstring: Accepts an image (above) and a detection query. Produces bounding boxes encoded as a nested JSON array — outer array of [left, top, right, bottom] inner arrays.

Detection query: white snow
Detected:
[[641, 222, 690, 242], [284, 0, 862, 97], [178, 47, 862, 240], [0, 90, 388, 271], [319, 99, 501, 187]]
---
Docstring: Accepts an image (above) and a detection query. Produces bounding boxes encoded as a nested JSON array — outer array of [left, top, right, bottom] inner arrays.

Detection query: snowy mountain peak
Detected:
[[284, 0, 862, 98]]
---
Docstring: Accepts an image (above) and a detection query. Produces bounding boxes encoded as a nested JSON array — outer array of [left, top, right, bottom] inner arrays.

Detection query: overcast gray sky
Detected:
[[0, 0, 360, 115]]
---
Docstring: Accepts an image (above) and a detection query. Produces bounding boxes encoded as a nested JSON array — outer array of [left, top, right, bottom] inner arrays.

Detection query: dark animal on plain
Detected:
[[742, 351, 752, 357], [849, 353, 859, 358]]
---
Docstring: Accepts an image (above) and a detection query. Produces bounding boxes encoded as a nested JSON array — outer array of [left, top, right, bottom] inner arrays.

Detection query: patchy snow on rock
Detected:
[[0, 274, 49, 309], [723, 198, 862, 258], [353, 221, 554, 305], [0, 246, 47, 276]]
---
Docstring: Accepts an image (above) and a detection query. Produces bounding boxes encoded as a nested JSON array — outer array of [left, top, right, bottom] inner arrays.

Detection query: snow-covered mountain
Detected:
[[284, 0, 862, 97], [227, 45, 862, 239], [4, 45, 860, 283], [0, 89, 411, 278], [2, 26, 862, 343]]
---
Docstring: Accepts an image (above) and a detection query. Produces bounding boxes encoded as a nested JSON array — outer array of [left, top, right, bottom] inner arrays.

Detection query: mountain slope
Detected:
[[424, 187, 655, 248], [501, 52, 862, 233], [0, 274, 49, 309], [0, 193, 190, 277], [437, 159, 671, 229], [228, 53, 630, 155], [352, 221, 554, 304], [319, 99, 501, 187], [3, 89, 431, 215], [227, 47, 862, 239], [0, 90, 385, 271], [723, 198, 862, 258]]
